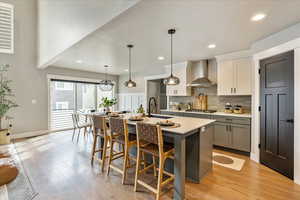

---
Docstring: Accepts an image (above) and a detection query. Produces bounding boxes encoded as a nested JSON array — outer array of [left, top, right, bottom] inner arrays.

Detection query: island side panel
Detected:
[[199, 124, 213, 179], [186, 131, 200, 183]]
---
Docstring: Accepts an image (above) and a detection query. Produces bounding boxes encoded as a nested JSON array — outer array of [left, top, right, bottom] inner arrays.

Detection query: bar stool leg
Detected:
[[91, 134, 98, 165], [107, 140, 114, 176], [134, 149, 141, 192], [156, 157, 165, 200], [101, 136, 108, 172], [122, 145, 129, 185], [152, 155, 157, 176]]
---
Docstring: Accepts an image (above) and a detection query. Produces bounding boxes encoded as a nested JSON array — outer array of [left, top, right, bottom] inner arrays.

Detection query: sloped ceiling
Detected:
[[52, 0, 300, 75], [38, 0, 140, 68]]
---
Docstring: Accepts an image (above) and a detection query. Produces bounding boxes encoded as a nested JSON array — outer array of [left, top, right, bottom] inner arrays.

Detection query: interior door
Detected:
[[260, 50, 294, 179]]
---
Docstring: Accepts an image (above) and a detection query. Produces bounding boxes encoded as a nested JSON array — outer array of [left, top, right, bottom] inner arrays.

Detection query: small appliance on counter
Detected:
[[224, 103, 233, 113], [233, 105, 244, 114]]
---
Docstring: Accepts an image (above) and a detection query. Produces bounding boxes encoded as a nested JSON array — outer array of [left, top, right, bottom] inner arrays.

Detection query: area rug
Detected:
[[212, 152, 245, 171], [0, 144, 37, 200]]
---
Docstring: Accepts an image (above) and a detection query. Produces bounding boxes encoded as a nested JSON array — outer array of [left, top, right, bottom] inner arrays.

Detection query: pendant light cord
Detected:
[[171, 32, 173, 76], [129, 46, 132, 80]]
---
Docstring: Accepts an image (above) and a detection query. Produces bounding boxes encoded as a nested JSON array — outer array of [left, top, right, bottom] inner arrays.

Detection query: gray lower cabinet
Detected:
[[213, 121, 251, 152], [231, 124, 251, 152], [213, 123, 230, 148]]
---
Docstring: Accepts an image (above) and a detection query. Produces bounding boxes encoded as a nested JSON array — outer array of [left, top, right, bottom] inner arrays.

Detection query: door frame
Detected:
[[252, 37, 300, 184]]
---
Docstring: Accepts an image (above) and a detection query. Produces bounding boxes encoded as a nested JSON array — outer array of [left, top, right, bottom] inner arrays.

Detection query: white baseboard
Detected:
[[11, 130, 50, 139], [250, 152, 259, 163], [11, 127, 73, 139]]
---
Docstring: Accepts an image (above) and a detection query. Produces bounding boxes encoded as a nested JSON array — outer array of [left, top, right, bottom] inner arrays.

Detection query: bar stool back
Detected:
[[134, 122, 174, 200]]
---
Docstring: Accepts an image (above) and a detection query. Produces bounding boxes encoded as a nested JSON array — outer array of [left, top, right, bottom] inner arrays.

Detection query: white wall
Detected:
[[38, 0, 140, 68], [0, 0, 119, 136]]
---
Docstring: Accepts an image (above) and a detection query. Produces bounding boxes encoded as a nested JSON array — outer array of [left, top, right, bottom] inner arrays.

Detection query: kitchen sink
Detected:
[[150, 114, 173, 119]]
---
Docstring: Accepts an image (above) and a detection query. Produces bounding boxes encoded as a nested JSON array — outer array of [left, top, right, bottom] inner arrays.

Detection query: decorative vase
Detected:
[[105, 107, 111, 113], [0, 129, 10, 145]]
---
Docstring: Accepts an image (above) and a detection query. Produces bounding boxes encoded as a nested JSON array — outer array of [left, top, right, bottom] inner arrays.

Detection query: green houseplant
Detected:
[[0, 64, 18, 144], [99, 97, 117, 112]]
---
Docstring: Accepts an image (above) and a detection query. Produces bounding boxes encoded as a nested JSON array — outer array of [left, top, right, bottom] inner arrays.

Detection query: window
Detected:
[[55, 82, 73, 90], [55, 102, 69, 110], [50, 79, 114, 130]]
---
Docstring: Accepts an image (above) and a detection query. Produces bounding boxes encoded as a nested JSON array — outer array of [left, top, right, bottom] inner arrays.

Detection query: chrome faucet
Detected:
[[148, 97, 157, 117]]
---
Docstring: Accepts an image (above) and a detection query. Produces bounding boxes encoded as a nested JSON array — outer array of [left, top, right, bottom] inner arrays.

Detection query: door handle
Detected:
[[286, 119, 294, 123]]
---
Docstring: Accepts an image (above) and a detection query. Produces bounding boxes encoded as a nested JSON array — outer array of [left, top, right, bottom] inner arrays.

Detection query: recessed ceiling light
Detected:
[[208, 44, 216, 49], [76, 60, 83, 64], [158, 56, 165, 60], [124, 69, 129, 72], [251, 13, 266, 21]]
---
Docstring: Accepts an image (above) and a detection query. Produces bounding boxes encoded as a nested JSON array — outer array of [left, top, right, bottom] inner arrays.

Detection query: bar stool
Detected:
[[91, 115, 109, 172], [106, 117, 137, 184], [134, 122, 174, 200]]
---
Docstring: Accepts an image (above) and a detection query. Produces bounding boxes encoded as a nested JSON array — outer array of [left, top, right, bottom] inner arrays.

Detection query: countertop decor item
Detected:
[[99, 65, 114, 91], [99, 97, 117, 113], [224, 102, 233, 113], [124, 44, 137, 88], [233, 105, 244, 114], [164, 28, 180, 85]]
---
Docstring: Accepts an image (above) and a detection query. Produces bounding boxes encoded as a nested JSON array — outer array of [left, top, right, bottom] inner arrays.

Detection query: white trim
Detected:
[[215, 49, 253, 61], [252, 37, 300, 184]]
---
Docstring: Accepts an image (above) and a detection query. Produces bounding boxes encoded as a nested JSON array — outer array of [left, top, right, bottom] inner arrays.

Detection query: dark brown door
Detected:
[[260, 50, 294, 179]]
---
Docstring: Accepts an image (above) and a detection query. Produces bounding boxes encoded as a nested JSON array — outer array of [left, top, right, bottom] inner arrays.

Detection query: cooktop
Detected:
[[185, 109, 217, 113]]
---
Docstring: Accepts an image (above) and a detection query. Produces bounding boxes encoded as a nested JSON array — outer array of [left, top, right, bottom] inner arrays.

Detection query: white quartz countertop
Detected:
[[123, 114, 215, 135], [160, 109, 252, 118]]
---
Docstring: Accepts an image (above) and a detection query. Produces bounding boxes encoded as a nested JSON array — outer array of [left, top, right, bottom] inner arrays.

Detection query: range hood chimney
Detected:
[[187, 60, 215, 87]]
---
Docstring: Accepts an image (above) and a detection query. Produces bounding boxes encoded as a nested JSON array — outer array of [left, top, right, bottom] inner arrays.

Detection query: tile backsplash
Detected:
[[169, 85, 252, 113]]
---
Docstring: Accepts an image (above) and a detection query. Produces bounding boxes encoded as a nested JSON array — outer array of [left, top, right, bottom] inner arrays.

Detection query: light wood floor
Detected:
[[8, 131, 300, 200]]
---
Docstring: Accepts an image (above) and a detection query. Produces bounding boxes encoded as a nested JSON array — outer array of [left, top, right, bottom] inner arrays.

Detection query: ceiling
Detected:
[[52, 0, 300, 76]]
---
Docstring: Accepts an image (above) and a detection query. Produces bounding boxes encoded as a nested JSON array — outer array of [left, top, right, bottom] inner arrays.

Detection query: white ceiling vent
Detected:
[[0, 2, 13, 54]]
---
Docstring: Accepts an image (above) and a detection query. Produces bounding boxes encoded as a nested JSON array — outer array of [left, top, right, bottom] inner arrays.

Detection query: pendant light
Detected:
[[99, 65, 114, 91], [124, 44, 137, 88], [164, 29, 180, 85]]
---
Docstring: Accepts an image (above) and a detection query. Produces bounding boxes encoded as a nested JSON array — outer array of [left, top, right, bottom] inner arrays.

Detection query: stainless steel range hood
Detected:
[[187, 60, 215, 87]]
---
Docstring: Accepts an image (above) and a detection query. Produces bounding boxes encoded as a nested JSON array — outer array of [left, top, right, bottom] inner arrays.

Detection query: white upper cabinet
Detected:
[[217, 57, 252, 96], [166, 62, 191, 96]]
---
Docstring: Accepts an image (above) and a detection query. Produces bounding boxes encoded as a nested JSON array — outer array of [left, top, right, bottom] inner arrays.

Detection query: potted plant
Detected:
[[0, 64, 18, 145], [99, 97, 117, 113]]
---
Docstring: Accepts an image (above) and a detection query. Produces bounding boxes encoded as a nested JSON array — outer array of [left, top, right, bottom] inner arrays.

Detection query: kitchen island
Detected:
[[123, 114, 215, 200]]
